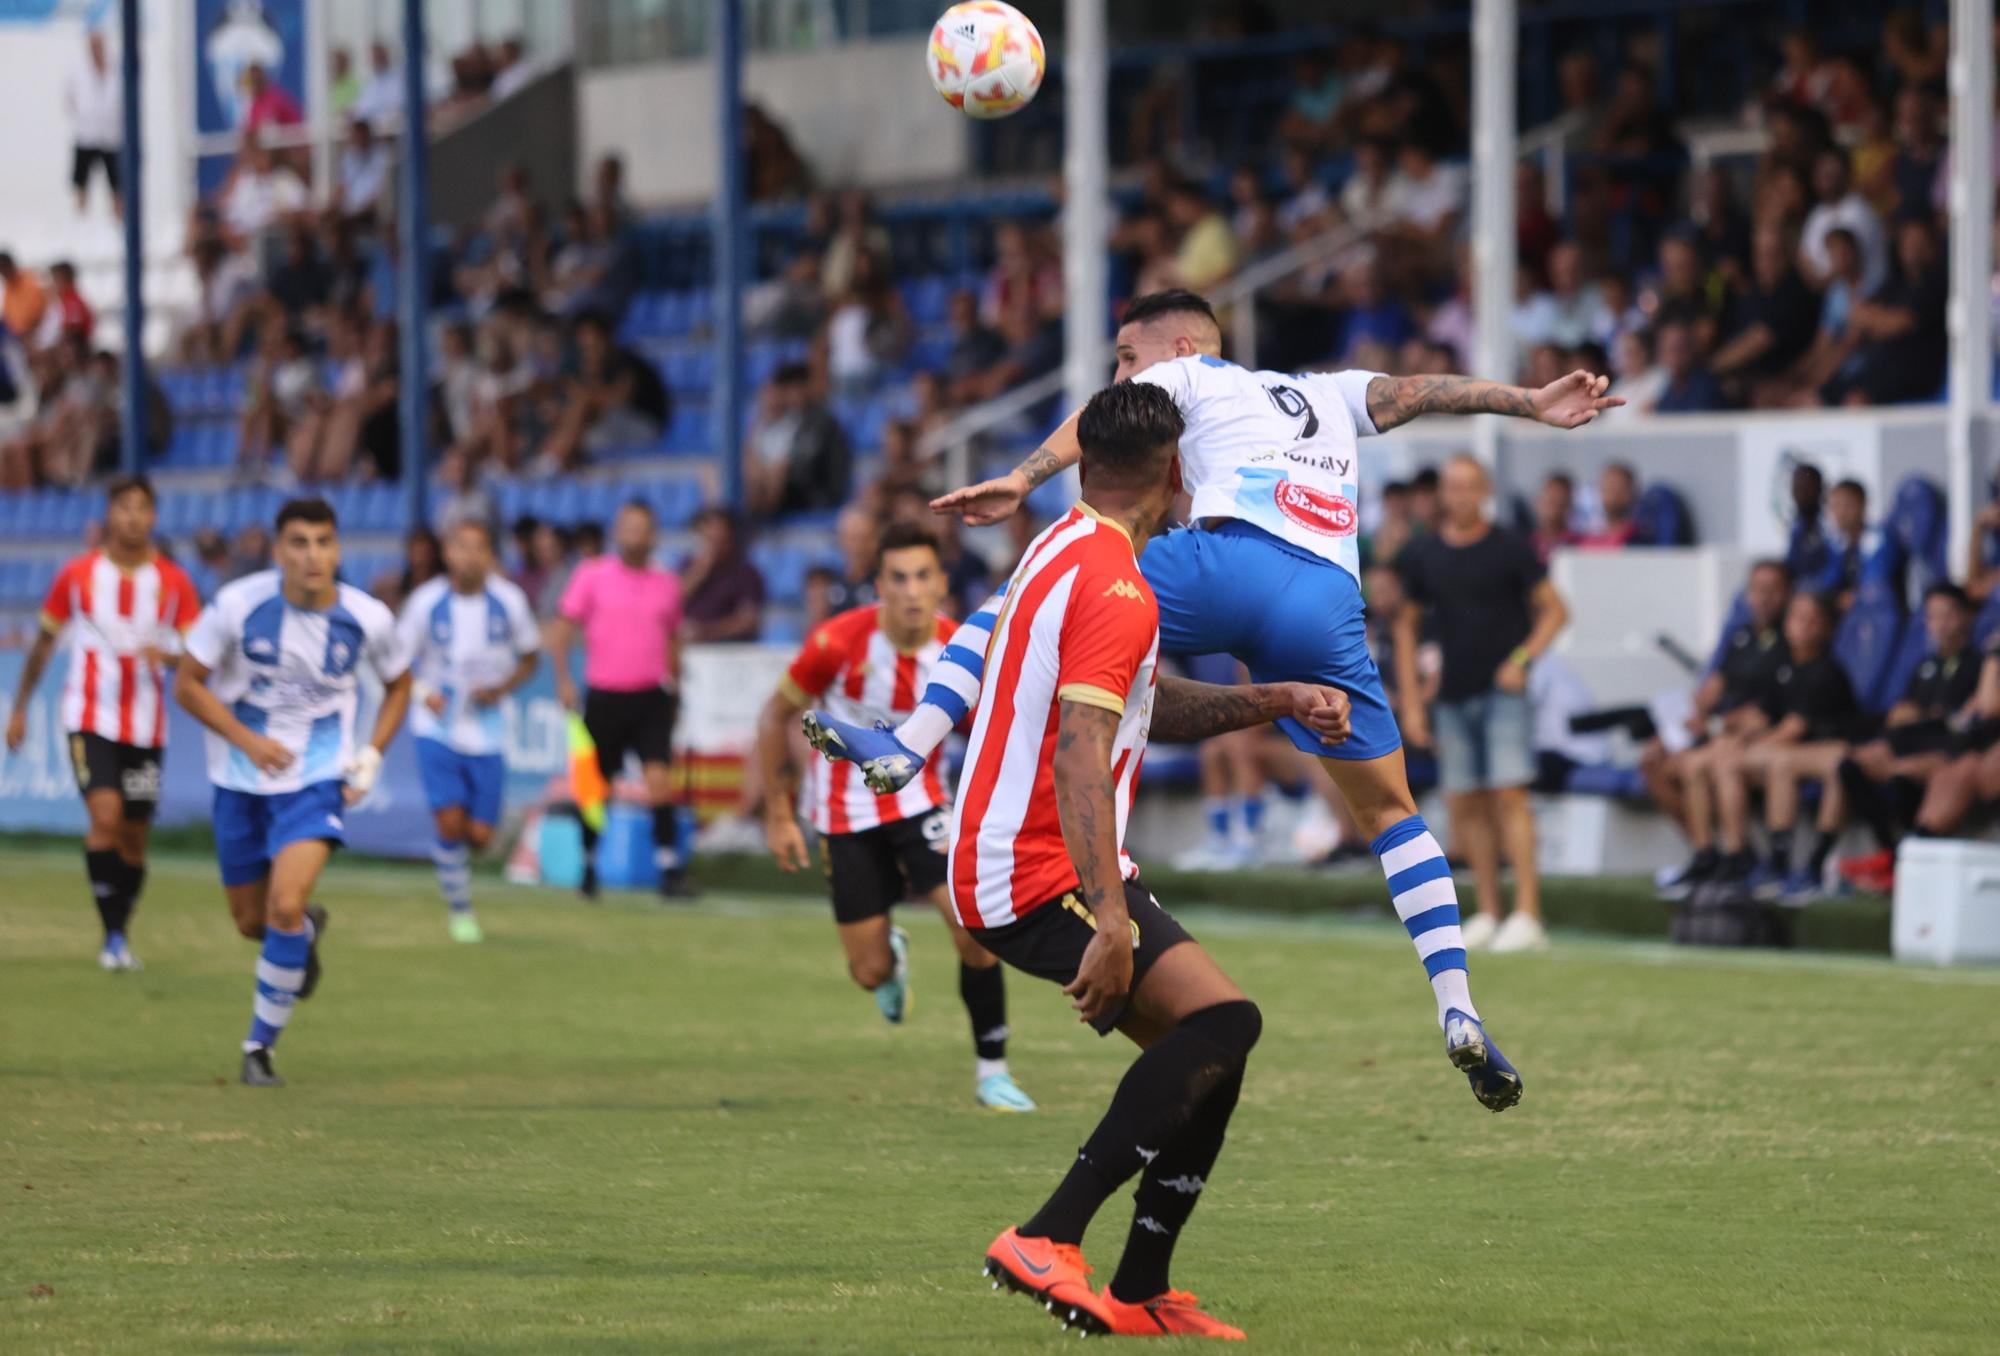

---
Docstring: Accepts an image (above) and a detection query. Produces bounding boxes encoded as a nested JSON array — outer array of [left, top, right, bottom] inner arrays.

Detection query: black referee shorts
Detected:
[[821, 807, 950, 924], [969, 879, 1195, 1036], [583, 686, 678, 778], [71, 145, 120, 194], [69, 731, 160, 822]]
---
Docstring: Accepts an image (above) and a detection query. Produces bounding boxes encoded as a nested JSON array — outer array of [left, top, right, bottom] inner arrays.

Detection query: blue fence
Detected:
[[0, 652, 569, 857]]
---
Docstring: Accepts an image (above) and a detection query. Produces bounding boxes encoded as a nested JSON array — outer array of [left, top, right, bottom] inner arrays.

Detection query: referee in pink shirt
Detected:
[[548, 500, 696, 898]]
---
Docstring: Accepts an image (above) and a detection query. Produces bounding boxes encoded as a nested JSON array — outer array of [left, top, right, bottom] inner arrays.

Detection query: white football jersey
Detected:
[[185, 571, 410, 795], [397, 575, 541, 756], [1130, 355, 1382, 581]]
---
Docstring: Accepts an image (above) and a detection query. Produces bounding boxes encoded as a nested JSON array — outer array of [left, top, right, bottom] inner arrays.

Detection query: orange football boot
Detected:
[[981, 1226, 1114, 1334], [1099, 1287, 1247, 1340]]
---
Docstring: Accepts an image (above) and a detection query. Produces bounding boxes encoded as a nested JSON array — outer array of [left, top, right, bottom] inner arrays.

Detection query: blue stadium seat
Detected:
[[1879, 611, 1936, 709], [1833, 579, 1906, 714], [1631, 484, 1694, 546], [1885, 475, 1947, 595]]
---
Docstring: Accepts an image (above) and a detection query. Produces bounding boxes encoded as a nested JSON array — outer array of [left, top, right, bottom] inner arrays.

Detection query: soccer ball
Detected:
[[927, 2, 1045, 120]]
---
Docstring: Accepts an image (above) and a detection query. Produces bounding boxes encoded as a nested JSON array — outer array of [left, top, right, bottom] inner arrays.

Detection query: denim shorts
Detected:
[[1432, 690, 1534, 794]]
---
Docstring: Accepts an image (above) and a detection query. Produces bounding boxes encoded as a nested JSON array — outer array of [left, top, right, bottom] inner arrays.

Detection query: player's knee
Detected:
[[849, 957, 890, 990], [435, 808, 467, 842], [1184, 998, 1263, 1064], [464, 822, 494, 850], [230, 906, 265, 940]]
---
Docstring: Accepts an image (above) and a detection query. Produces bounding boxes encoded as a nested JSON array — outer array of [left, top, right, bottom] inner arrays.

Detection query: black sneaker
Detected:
[[241, 1045, 284, 1087], [1656, 850, 1717, 902], [299, 904, 328, 1000], [657, 869, 699, 901], [580, 864, 600, 901]]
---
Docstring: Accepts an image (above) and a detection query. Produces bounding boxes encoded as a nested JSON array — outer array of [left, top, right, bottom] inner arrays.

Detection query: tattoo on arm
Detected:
[[1365, 374, 1537, 432], [1150, 676, 1275, 743], [1053, 701, 1123, 916], [1014, 443, 1066, 490]]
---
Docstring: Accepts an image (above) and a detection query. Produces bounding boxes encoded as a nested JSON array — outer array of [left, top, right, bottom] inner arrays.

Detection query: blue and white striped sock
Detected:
[[894, 586, 1005, 755], [1372, 815, 1477, 1028], [244, 922, 309, 1052], [432, 838, 473, 914]]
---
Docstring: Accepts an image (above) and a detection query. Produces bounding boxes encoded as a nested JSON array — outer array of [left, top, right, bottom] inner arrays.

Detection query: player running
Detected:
[[396, 518, 542, 944], [174, 498, 413, 1087], [756, 521, 1035, 1113], [811, 289, 1607, 1111], [5, 475, 200, 972], [963, 384, 1350, 1339]]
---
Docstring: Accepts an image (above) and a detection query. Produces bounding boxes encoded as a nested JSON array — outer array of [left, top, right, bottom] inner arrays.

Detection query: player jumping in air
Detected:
[[5, 476, 200, 972], [396, 518, 542, 944], [961, 384, 1351, 1338], [175, 498, 413, 1087], [757, 521, 1036, 1113], [809, 289, 1614, 1112]]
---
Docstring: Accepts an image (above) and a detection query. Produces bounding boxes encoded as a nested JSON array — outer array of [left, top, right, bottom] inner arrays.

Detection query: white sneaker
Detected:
[[1489, 912, 1549, 953], [1461, 911, 1500, 950]]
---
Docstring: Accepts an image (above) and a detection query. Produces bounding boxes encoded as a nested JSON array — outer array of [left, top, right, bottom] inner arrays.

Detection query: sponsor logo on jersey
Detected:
[[1273, 480, 1358, 536], [1102, 579, 1144, 600]]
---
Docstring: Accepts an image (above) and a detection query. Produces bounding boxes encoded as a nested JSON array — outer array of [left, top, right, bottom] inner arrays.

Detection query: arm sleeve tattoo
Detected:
[[1365, 374, 1537, 432]]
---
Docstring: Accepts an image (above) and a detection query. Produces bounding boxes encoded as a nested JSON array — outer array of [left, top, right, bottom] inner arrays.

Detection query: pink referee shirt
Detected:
[[559, 555, 682, 692]]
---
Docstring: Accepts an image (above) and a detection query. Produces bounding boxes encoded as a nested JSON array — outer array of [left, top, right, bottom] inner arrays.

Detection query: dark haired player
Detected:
[[6, 476, 200, 971], [957, 383, 1351, 1338], [758, 521, 1035, 1112], [175, 498, 413, 1086], [813, 289, 1606, 1110]]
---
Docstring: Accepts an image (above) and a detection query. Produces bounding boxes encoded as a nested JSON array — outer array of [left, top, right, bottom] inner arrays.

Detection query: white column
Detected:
[[1062, 0, 1108, 421], [1471, 0, 1517, 473], [308, 0, 333, 200], [1949, 0, 1993, 573]]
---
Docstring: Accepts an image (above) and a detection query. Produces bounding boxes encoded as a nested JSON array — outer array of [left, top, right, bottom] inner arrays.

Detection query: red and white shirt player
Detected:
[[780, 603, 955, 835], [39, 550, 202, 749], [950, 505, 1161, 930]]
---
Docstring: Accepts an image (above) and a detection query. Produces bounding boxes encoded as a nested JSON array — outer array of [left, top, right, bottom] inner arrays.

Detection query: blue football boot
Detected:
[[801, 710, 924, 795], [1444, 1007, 1523, 1112]]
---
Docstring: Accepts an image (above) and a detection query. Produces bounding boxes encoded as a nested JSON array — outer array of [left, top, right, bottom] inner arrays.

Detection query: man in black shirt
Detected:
[[1689, 591, 1857, 900], [1830, 585, 1982, 892], [1396, 456, 1570, 953], [1651, 559, 1792, 900], [1710, 224, 1819, 405]]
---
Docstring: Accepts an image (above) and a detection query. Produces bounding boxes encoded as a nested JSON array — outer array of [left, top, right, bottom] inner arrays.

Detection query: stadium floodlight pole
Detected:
[[1062, 0, 1108, 439], [1946, 0, 1992, 573], [118, 0, 144, 479], [398, 0, 433, 532], [1469, 0, 1516, 478], [713, 0, 747, 511]]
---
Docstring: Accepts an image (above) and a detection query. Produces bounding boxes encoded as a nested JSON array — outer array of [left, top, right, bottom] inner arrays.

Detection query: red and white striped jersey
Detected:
[[782, 604, 953, 835], [40, 550, 203, 749], [949, 505, 1161, 930]]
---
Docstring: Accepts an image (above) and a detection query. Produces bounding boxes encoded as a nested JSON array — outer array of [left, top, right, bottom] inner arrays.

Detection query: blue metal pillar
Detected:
[[398, 0, 433, 530], [712, 0, 747, 509], [118, 0, 144, 477]]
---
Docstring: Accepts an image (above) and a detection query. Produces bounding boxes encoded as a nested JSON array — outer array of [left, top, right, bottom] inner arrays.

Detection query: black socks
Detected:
[[84, 848, 141, 939], [960, 961, 1008, 1061]]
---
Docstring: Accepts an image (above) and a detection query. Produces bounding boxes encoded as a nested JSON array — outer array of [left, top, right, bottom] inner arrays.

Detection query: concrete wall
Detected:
[[429, 65, 577, 232], [578, 35, 967, 206]]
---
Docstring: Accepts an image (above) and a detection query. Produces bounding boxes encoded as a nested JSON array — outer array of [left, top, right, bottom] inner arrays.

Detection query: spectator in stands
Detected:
[[225, 523, 272, 582], [1515, 241, 1605, 350], [1785, 461, 1830, 581], [1811, 478, 1872, 603], [1827, 217, 1947, 407], [375, 527, 443, 610], [1381, 141, 1463, 271], [1580, 462, 1641, 549], [349, 41, 403, 127], [544, 202, 635, 323], [821, 190, 889, 301], [1886, 87, 1945, 223], [746, 249, 827, 342], [1692, 166, 1752, 285], [41, 261, 93, 352], [820, 249, 910, 399], [955, 298, 1061, 405], [1335, 255, 1414, 369], [1593, 63, 1679, 157], [328, 46, 359, 117], [803, 564, 842, 631], [189, 527, 232, 600], [981, 222, 1062, 327], [745, 103, 811, 202], [290, 316, 399, 482], [943, 290, 1005, 393], [1651, 319, 1727, 413], [176, 237, 259, 364], [824, 505, 879, 613], [1651, 235, 1730, 350], [491, 36, 537, 100], [1531, 471, 1581, 563], [592, 153, 628, 224], [532, 312, 669, 472], [1396, 455, 1570, 953], [217, 132, 308, 247], [519, 520, 573, 620], [679, 509, 767, 644], [332, 118, 391, 226], [241, 63, 303, 136], [1338, 137, 1398, 240], [1800, 147, 1887, 295], [1791, 585, 1978, 894], [1712, 224, 1819, 405], [267, 221, 332, 334], [1604, 326, 1667, 416], [0, 337, 115, 489], [237, 326, 319, 481], [65, 32, 121, 218], [1166, 181, 1239, 292], [1645, 542, 1777, 878], [1771, 226, 1864, 404], [0, 253, 48, 341], [1692, 591, 1857, 899], [1276, 145, 1331, 236], [744, 362, 852, 519]]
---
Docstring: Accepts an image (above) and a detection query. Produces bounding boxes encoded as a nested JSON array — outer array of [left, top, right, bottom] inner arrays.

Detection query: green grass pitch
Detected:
[[3, 846, 1996, 1353]]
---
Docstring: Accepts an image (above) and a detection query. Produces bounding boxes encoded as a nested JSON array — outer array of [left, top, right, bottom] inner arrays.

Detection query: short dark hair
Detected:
[[574, 521, 605, 551], [104, 474, 155, 507], [1410, 467, 1440, 492], [275, 497, 338, 533], [1925, 582, 1973, 611], [1797, 590, 1841, 628], [1076, 381, 1184, 488], [772, 361, 812, 387], [1831, 478, 1867, 501], [874, 521, 942, 575], [1122, 289, 1218, 332], [448, 516, 496, 547], [1544, 471, 1574, 492], [1749, 557, 1793, 585], [619, 497, 656, 520]]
